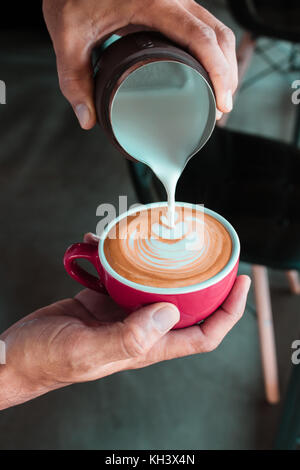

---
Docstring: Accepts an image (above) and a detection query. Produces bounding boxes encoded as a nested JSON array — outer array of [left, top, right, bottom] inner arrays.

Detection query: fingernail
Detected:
[[246, 276, 252, 290], [153, 305, 180, 333], [225, 90, 233, 112], [75, 103, 90, 128], [239, 275, 251, 292], [216, 109, 223, 120]]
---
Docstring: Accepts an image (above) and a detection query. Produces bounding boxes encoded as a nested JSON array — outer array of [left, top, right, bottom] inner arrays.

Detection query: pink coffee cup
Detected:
[[63, 202, 240, 329]]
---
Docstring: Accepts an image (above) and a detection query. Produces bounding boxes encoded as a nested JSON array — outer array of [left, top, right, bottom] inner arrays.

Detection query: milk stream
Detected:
[[111, 61, 210, 230]]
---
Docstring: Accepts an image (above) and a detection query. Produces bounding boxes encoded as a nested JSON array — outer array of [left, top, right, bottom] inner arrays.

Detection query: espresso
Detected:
[[104, 206, 232, 288]]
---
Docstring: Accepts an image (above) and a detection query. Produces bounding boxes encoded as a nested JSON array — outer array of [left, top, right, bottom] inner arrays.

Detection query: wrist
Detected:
[[0, 360, 26, 410], [0, 336, 54, 410], [0, 361, 59, 410]]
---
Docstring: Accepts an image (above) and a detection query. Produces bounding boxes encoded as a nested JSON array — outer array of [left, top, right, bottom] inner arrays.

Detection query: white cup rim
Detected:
[[98, 202, 240, 294]]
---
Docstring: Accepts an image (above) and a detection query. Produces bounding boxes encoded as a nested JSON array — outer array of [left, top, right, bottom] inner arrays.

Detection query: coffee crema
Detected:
[[104, 206, 232, 288]]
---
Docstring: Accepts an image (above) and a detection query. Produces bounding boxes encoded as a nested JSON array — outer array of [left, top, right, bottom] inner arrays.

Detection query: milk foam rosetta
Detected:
[[104, 206, 232, 288]]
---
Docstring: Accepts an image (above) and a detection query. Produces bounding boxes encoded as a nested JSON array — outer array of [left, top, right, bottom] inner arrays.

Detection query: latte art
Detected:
[[104, 206, 232, 288]]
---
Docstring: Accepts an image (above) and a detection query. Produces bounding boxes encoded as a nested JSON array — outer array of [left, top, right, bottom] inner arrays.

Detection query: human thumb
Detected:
[[93, 303, 180, 363], [118, 302, 180, 358], [56, 47, 96, 130]]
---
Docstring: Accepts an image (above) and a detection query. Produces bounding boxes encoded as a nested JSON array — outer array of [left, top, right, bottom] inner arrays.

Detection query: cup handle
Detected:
[[63, 243, 108, 294]]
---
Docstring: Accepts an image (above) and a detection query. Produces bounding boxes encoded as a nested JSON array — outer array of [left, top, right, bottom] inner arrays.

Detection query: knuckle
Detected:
[[58, 76, 71, 98], [58, 73, 81, 99], [204, 338, 219, 353], [59, 74, 72, 95], [133, 0, 157, 21], [197, 26, 217, 44], [188, 333, 212, 355], [224, 306, 243, 322], [233, 308, 244, 322], [189, 339, 203, 355], [122, 324, 148, 358], [56, 29, 76, 58], [218, 26, 236, 45], [211, 61, 230, 78]]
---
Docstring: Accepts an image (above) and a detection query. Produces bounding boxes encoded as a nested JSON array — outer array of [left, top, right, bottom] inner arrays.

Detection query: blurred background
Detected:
[[0, 0, 299, 450]]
